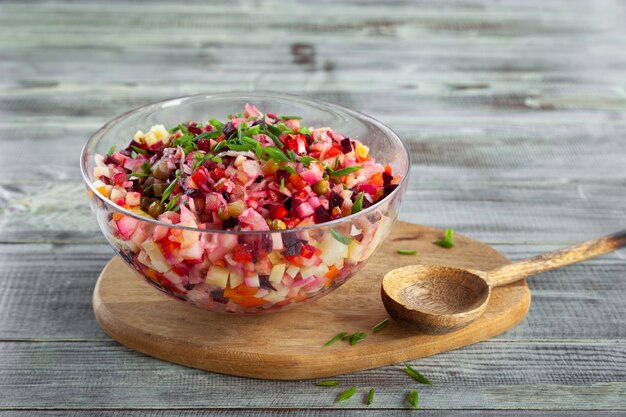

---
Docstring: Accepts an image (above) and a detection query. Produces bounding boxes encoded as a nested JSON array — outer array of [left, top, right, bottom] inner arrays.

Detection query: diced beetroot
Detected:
[[187, 125, 202, 136], [271, 205, 288, 220], [358, 183, 378, 197], [197, 139, 212, 152], [116, 215, 139, 240], [314, 206, 332, 223], [239, 208, 270, 231], [340, 138, 353, 153], [295, 202, 314, 218]]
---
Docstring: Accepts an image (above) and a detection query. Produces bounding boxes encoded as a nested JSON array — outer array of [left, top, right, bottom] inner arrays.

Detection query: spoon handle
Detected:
[[486, 230, 626, 287]]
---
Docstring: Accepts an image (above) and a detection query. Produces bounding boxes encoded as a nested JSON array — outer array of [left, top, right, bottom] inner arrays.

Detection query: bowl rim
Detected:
[[80, 91, 411, 235]]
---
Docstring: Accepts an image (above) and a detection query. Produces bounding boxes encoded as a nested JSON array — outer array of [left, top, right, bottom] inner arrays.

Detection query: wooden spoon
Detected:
[[381, 230, 626, 335]]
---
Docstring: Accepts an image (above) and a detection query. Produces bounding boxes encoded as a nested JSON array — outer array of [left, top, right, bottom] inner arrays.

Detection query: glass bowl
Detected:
[[81, 92, 410, 314]]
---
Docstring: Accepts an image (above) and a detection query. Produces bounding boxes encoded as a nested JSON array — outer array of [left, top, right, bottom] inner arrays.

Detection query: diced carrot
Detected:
[[112, 212, 124, 221], [213, 259, 227, 268], [368, 172, 384, 187], [325, 265, 339, 280], [384, 164, 392, 175]]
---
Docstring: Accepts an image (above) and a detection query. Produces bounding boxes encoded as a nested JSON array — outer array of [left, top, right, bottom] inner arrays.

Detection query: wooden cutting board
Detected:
[[93, 221, 530, 380]]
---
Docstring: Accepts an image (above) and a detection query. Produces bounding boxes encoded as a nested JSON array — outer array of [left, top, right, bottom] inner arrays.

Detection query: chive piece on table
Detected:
[[337, 387, 358, 402], [372, 318, 389, 333], [367, 388, 375, 405], [317, 380, 341, 387], [404, 364, 433, 385], [397, 249, 417, 255], [324, 332, 347, 347], [407, 390, 419, 409]]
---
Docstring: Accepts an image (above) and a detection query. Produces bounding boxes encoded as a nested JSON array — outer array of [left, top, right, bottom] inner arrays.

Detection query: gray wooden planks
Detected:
[[1, 341, 625, 409], [1, 0, 625, 414]]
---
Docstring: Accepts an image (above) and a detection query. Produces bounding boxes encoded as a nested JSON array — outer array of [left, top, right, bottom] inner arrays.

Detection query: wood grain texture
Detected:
[[93, 222, 529, 379], [1, 0, 625, 413], [1, 341, 624, 410]]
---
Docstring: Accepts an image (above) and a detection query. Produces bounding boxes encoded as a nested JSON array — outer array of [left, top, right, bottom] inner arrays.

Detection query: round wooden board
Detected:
[[93, 221, 530, 380]]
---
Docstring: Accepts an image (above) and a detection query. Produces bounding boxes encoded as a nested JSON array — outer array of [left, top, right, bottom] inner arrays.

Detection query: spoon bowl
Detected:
[[381, 265, 491, 334]]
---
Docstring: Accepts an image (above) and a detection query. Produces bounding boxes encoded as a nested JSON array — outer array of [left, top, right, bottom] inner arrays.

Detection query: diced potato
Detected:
[[269, 263, 286, 285], [229, 269, 244, 288], [300, 263, 329, 279], [141, 240, 171, 273], [286, 264, 300, 278], [318, 233, 348, 266], [205, 265, 230, 288]]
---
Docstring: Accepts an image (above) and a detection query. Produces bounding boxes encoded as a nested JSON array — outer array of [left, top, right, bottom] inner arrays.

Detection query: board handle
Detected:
[[486, 230, 626, 287]]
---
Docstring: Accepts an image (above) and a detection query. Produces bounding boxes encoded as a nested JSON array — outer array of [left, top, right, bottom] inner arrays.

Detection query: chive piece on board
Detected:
[[397, 249, 417, 255], [367, 388, 375, 405], [317, 380, 341, 387], [407, 390, 419, 409], [372, 318, 389, 333], [324, 332, 347, 347]]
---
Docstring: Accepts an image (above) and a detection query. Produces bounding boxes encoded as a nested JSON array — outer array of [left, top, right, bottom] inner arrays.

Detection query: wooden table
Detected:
[[1, 0, 624, 415]]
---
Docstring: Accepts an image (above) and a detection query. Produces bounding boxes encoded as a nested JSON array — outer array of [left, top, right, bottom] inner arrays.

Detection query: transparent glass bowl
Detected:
[[81, 93, 410, 314]]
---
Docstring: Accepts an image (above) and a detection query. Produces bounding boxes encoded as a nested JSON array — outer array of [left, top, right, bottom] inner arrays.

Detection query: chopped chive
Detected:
[[372, 318, 389, 333], [277, 123, 294, 133], [213, 140, 227, 153], [404, 364, 432, 385], [263, 130, 284, 148], [317, 380, 341, 387], [407, 390, 419, 410], [161, 171, 180, 203], [433, 228, 455, 248], [279, 115, 303, 120], [299, 127, 311, 135], [280, 177, 285, 191], [329, 166, 362, 177], [107, 145, 116, 155], [264, 146, 290, 162], [141, 162, 151, 174], [209, 119, 223, 130], [397, 249, 417, 255], [267, 124, 283, 137], [247, 125, 261, 136], [128, 172, 149, 178], [337, 387, 358, 402], [329, 228, 353, 245], [284, 165, 296, 175], [351, 192, 364, 214], [300, 156, 316, 167], [164, 194, 180, 212], [324, 332, 347, 347], [342, 331, 366, 345], [367, 388, 375, 405], [334, 157, 340, 170], [131, 145, 147, 154], [288, 149, 297, 161]]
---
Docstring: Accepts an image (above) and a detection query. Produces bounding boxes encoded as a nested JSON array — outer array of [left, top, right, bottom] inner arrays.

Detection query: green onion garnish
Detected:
[[279, 115, 302, 120], [284, 165, 296, 174], [213, 140, 227, 153], [161, 171, 180, 203], [337, 387, 358, 402], [264, 146, 290, 162], [324, 332, 347, 347], [288, 149, 297, 161], [342, 331, 366, 345], [263, 130, 283, 148], [266, 124, 283, 137], [164, 194, 180, 212], [404, 364, 432, 385], [317, 380, 340, 387], [367, 388, 375, 405], [209, 119, 224, 130], [247, 124, 261, 136], [329, 166, 362, 177], [372, 318, 389, 333], [107, 145, 116, 155], [131, 145, 147, 154], [329, 228, 353, 245], [128, 172, 148, 178], [351, 192, 364, 214], [299, 127, 311, 135], [433, 228, 455, 249], [300, 156, 316, 167], [397, 249, 417, 255], [280, 177, 285, 191], [407, 390, 419, 410]]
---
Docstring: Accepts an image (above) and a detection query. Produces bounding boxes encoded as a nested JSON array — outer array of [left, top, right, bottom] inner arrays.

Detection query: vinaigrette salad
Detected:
[[91, 104, 402, 313]]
